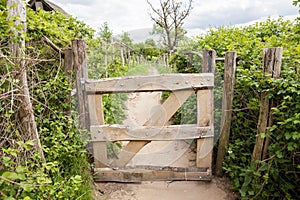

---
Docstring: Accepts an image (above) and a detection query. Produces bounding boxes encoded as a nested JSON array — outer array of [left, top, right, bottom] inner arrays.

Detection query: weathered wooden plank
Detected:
[[85, 73, 214, 93], [73, 40, 90, 129], [196, 89, 214, 169], [111, 90, 194, 167], [143, 89, 195, 126], [63, 48, 73, 84], [88, 94, 108, 167], [88, 94, 105, 125], [196, 49, 215, 169], [215, 52, 237, 176], [202, 50, 216, 73], [94, 168, 212, 182], [109, 165, 208, 172], [252, 48, 282, 162], [90, 124, 212, 141], [262, 48, 282, 160], [63, 48, 73, 115]]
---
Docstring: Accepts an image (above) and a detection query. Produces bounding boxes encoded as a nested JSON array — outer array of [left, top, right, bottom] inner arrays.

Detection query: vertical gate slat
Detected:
[[88, 94, 108, 167], [196, 49, 216, 170]]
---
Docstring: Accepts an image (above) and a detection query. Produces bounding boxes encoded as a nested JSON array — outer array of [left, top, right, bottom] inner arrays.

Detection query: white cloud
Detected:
[[51, 0, 299, 36]]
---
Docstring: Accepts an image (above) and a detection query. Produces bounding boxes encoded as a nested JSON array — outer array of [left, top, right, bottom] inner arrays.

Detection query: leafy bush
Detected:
[[194, 18, 300, 199], [170, 17, 299, 199], [1, 5, 94, 199]]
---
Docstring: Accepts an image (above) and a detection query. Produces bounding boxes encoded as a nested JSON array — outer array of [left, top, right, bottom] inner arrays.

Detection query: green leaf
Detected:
[[21, 185, 34, 192], [18, 173, 26, 181], [2, 156, 11, 164], [16, 166, 27, 173], [3, 197, 16, 200], [2, 172, 18, 180], [276, 151, 283, 159]]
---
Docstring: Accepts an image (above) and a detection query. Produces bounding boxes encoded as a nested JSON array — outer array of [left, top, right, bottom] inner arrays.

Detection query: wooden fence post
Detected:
[[72, 40, 90, 129], [62, 48, 73, 115], [63, 48, 73, 84], [215, 52, 237, 176], [252, 48, 282, 162], [196, 49, 215, 170]]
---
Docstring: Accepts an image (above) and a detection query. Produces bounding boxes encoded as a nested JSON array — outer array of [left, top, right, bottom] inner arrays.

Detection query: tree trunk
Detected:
[[7, 0, 45, 161]]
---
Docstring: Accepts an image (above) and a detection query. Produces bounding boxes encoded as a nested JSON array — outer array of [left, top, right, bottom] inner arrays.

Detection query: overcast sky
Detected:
[[51, 0, 299, 36]]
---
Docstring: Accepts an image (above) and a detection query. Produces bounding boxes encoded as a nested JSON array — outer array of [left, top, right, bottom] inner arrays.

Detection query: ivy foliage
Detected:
[[195, 18, 299, 199], [169, 17, 299, 199], [1, 4, 94, 199]]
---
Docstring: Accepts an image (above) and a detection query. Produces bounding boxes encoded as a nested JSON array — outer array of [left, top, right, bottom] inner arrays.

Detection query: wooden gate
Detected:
[[73, 40, 216, 182]]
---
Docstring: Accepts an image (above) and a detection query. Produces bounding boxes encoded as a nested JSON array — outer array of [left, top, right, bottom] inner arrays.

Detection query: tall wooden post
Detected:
[[252, 48, 282, 162], [196, 49, 215, 170], [73, 40, 90, 129], [62, 48, 73, 115], [215, 52, 237, 176], [7, 0, 44, 161]]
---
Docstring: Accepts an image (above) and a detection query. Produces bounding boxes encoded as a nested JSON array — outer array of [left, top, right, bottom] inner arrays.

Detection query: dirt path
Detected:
[[94, 66, 236, 200]]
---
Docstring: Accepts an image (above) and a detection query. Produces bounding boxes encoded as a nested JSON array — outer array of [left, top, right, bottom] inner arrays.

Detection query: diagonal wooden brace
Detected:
[[111, 89, 195, 167]]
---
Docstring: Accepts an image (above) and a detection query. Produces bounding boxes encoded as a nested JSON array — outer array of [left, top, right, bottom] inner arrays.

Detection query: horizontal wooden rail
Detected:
[[90, 124, 213, 141], [94, 167, 212, 182], [85, 73, 214, 93]]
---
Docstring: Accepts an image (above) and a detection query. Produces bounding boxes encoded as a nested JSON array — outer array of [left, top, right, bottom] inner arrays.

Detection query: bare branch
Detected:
[[146, 0, 193, 51]]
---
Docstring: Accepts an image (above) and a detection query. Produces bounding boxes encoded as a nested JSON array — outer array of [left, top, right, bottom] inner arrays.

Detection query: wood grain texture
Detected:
[[94, 168, 212, 182], [111, 90, 194, 167], [215, 52, 237, 176], [85, 73, 213, 93], [90, 124, 212, 141], [252, 48, 282, 162], [196, 49, 215, 169]]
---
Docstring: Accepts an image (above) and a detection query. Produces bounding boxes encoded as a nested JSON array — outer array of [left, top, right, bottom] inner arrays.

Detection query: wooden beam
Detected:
[[196, 89, 214, 169], [63, 48, 73, 84], [111, 90, 194, 167], [94, 168, 212, 182], [85, 73, 214, 93], [196, 49, 215, 169], [90, 124, 212, 141], [73, 40, 90, 129], [88, 94, 105, 126], [252, 48, 282, 162], [202, 50, 216, 73], [88, 94, 108, 168], [215, 52, 237, 176]]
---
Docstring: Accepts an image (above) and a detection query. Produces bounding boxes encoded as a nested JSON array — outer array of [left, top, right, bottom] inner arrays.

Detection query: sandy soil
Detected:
[[94, 178, 237, 200], [93, 66, 238, 200]]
